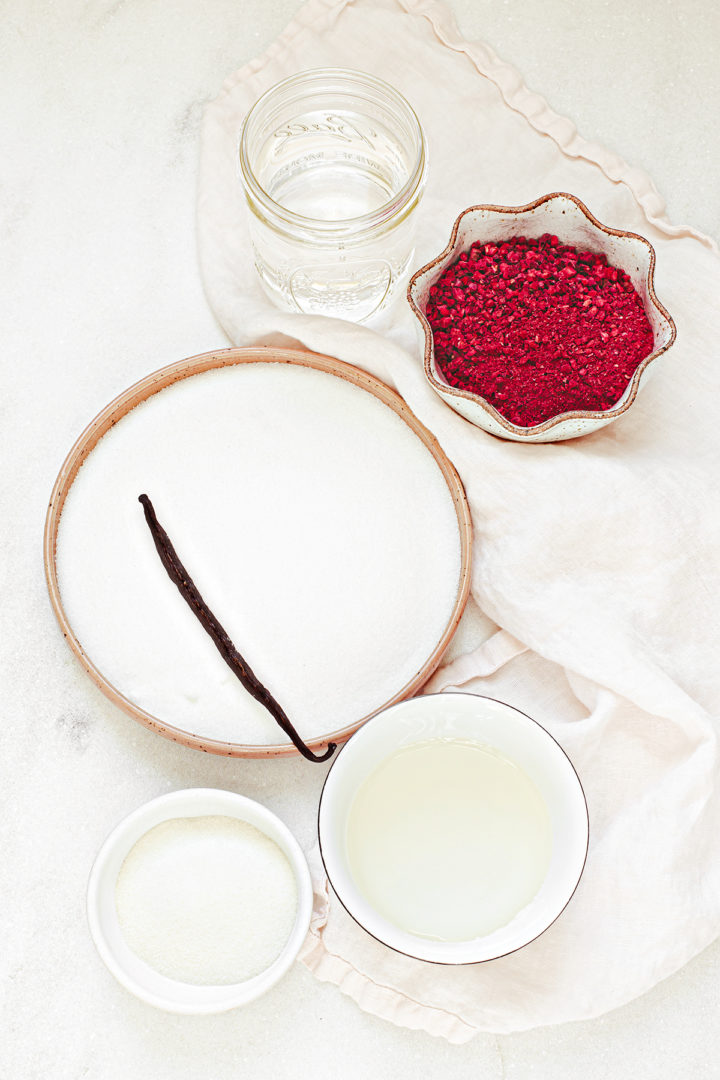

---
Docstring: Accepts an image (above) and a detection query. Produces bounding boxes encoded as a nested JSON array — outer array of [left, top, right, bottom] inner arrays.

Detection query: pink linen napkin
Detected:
[[198, 0, 720, 1041]]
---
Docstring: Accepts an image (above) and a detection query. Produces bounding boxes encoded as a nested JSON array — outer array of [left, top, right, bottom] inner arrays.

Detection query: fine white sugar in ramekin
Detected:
[[87, 788, 313, 1013]]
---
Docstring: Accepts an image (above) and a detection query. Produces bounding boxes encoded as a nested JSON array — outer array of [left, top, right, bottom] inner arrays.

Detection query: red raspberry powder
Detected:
[[425, 233, 655, 427]]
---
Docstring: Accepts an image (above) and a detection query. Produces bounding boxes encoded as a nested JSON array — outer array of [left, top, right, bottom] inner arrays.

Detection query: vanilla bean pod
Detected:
[[138, 494, 336, 763]]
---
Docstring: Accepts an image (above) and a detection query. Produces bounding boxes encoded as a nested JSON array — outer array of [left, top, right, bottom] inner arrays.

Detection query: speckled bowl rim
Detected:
[[407, 191, 677, 438], [44, 346, 473, 759]]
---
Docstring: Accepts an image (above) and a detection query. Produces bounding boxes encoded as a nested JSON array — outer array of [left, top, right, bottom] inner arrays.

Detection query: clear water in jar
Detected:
[[257, 109, 410, 218], [248, 108, 419, 321]]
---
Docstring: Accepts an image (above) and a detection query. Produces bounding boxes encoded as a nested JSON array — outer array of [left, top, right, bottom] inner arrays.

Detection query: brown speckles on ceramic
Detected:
[[407, 192, 677, 442]]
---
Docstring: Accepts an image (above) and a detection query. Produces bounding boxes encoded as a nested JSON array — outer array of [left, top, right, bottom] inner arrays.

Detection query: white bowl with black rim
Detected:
[[318, 693, 588, 964], [407, 192, 676, 442]]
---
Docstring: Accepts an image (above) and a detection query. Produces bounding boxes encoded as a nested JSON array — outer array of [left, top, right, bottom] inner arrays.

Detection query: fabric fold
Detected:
[[199, 0, 720, 1038]]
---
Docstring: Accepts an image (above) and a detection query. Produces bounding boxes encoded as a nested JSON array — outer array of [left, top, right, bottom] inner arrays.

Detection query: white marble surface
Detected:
[[3, 1, 719, 1076]]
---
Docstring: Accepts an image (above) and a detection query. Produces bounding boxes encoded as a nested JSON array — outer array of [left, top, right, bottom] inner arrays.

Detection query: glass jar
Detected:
[[239, 68, 427, 323]]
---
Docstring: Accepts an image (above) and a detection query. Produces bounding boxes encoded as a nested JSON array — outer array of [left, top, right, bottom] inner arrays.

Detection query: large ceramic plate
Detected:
[[45, 347, 472, 757]]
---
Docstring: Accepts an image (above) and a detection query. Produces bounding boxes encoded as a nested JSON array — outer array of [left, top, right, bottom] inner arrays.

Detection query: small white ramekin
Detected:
[[87, 788, 313, 1013], [318, 693, 588, 964]]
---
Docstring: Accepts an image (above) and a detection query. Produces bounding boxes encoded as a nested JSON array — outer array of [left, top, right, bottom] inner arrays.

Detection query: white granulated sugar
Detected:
[[115, 816, 298, 985], [56, 362, 461, 745]]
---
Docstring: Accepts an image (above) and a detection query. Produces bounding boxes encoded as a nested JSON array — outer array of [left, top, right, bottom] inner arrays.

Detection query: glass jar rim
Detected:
[[238, 67, 427, 239]]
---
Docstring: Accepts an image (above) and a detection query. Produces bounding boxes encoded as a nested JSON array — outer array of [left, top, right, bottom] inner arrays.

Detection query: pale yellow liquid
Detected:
[[346, 739, 552, 941]]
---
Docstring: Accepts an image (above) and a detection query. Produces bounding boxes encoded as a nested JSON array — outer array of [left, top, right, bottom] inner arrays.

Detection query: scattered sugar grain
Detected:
[[115, 815, 298, 985]]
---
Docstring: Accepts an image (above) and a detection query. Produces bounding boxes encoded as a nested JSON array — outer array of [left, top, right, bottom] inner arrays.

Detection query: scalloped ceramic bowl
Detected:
[[407, 192, 677, 442]]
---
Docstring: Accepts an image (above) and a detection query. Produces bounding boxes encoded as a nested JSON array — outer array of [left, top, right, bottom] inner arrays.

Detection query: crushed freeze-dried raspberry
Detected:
[[425, 234, 655, 427]]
